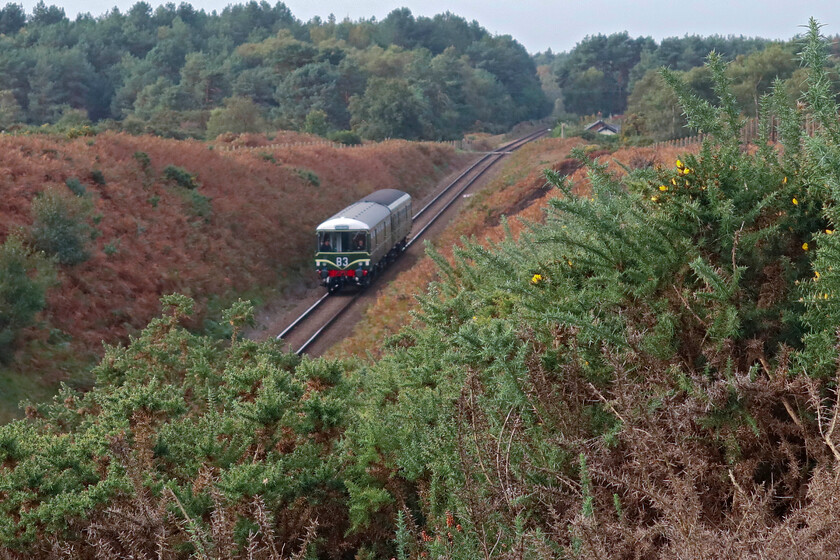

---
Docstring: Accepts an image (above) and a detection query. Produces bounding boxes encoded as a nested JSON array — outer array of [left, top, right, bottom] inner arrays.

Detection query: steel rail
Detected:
[[295, 295, 357, 355], [406, 128, 549, 248], [411, 128, 549, 221], [275, 292, 331, 340], [412, 153, 497, 220], [406, 152, 502, 248]]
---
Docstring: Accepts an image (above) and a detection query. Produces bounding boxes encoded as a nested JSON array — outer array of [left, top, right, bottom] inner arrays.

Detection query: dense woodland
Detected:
[[538, 31, 840, 141], [539, 34, 774, 117], [2, 1, 834, 143], [4, 17, 840, 560], [0, 1, 549, 140]]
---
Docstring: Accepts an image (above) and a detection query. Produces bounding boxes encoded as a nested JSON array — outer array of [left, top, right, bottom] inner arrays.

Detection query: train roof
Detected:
[[316, 190, 411, 232], [316, 201, 391, 231], [361, 189, 411, 211]]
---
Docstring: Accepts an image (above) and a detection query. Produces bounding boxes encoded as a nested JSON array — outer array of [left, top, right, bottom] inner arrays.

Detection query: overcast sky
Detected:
[[14, 0, 840, 53]]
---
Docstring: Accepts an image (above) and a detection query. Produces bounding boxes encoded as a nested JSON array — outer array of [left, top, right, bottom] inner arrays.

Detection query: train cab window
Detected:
[[318, 233, 334, 252], [319, 231, 368, 252], [318, 232, 343, 251]]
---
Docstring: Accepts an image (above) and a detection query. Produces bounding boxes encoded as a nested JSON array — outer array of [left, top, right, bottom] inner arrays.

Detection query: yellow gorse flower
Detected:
[[659, 185, 668, 191], [676, 159, 683, 168], [531, 273, 543, 285], [802, 242, 809, 251], [792, 197, 798, 205], [783, 176, 788, 184], [827, 229, 835, 235]]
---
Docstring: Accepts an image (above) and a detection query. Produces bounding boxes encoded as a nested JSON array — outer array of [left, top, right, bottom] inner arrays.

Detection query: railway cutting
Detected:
[[273, 129, 549, 356]]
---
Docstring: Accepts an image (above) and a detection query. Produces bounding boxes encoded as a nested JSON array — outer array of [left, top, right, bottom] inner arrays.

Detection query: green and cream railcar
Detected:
[[315, 189, 412, 291]]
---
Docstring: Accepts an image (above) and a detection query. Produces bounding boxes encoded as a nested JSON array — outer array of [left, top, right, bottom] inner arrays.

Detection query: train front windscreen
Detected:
[[317, 231, 367, 252]]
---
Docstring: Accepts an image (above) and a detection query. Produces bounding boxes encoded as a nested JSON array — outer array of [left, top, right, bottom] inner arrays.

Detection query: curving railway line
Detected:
[[276, 128, 550, 355]]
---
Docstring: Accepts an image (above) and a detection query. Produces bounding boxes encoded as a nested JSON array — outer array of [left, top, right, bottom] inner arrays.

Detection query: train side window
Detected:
[[352, 232, 366, 251]]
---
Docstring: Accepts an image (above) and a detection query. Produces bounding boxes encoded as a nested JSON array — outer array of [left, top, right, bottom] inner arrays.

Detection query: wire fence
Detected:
[[214, 119, 825, 153], [653, 117, 823, 149], [214, 138, 484, 153], [653, 134, 709, 149]]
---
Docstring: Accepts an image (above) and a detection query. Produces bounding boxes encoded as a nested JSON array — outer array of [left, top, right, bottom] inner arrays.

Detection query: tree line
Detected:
[[2, 1, 827, 144], [0, 2, 550, 140], [538, 31, 840, 140]]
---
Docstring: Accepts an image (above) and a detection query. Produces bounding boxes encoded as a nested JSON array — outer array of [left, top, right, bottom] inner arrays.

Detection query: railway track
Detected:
[[276, 128, 550, 355]]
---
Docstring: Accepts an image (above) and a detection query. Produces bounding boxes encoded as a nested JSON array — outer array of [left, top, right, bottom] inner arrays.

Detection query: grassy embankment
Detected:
[[0, 131, 466, 421]]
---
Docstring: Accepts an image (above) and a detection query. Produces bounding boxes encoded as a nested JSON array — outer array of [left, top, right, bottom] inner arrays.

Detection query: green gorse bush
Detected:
[[29, 188, 94, 265], [64, 177, 85, 197], [164, 164, 200, 190], [0, 235, 54, 362], [0, 295, 359, 556], [341, 19, 840, 557]]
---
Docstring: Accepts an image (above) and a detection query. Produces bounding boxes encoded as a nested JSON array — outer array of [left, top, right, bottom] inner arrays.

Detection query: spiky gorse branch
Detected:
[[663, 50, 744, 145], [788, 20, 840, 378], [799, 19, 840, 144]]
